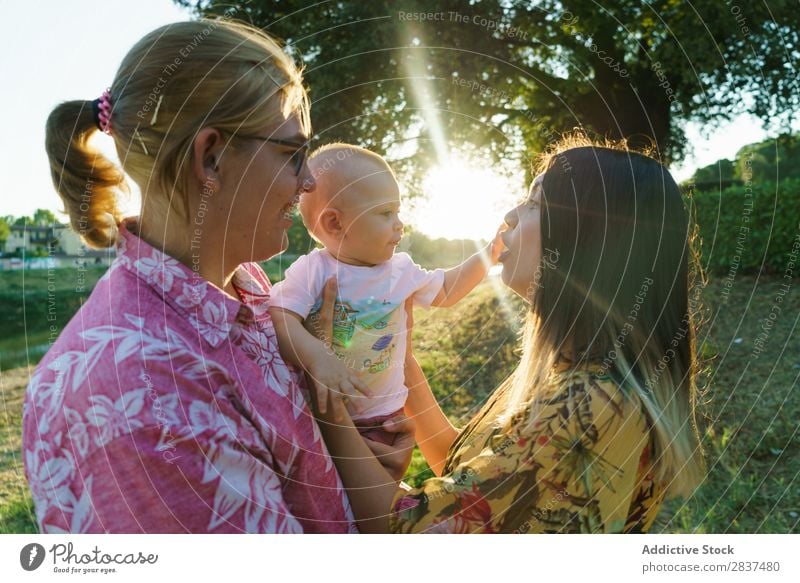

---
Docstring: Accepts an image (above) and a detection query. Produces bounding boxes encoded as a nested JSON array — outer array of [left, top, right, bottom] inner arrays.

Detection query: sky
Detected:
[[0, 0, 794, 239], [0, 0, 192, 220]]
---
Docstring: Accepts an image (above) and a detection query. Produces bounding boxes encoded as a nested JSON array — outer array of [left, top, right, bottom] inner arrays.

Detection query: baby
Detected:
[[269, 143, 501, 445]]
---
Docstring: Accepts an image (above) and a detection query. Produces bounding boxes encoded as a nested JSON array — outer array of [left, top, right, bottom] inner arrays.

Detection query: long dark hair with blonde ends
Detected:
[[500, 134, 705, 499], [45, 19, 310, 248]]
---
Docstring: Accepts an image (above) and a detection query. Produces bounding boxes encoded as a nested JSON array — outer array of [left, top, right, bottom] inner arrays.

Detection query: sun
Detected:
[[406, 156, 523, 241]]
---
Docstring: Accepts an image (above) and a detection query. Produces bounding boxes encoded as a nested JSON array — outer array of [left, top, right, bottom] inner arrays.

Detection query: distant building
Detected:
[[1, 224, 95, 257], [57, 226, 86, 256]]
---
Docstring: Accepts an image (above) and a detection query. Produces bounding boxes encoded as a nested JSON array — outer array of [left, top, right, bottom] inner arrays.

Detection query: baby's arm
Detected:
[[270, 306, 329, 370], [430, 228, 504, 308], [270, 306, 370, 415]]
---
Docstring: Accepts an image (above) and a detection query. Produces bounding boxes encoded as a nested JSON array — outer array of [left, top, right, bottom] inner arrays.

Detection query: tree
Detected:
[[178, 0, 798, 174], [0, 216, 10, 248], [735, 133, 800, 183], [690, 158, 736, 187], [12, 209, 59, 228], [690, 133, 800, 185], [32, 209, 58, 226]]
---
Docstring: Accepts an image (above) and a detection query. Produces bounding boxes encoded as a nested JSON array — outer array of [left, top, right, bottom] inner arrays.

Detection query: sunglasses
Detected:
[[239, 135, 311, 176]]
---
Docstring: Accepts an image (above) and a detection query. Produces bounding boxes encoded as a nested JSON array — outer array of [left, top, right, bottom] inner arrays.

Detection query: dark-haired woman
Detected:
[[313, 137, 705, 534]]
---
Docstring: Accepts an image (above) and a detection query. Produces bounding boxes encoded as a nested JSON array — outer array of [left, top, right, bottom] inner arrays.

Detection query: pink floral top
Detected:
[[22, 220, 357, 533]]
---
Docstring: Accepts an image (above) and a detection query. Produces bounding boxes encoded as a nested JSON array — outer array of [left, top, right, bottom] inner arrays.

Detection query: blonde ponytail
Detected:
[[45, 100, 126, 248]]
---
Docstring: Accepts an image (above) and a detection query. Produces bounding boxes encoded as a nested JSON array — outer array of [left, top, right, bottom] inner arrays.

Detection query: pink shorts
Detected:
[[354, 409, 404, 446]]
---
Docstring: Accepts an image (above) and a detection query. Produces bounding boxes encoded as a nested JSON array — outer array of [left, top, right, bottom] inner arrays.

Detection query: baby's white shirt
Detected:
[[270, 249, 445, 420]]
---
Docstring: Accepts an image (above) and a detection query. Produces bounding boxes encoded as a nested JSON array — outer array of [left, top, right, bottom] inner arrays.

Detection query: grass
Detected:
[[1, 271, 797, 533], [651, 275, 800, 533], [0, 259, 289, 371], [0, 366, 38, 533], [0, 266, 107, 370]]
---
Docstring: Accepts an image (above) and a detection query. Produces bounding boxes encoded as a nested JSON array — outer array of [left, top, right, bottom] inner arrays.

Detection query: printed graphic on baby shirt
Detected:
[[311, 295, 403, 377]]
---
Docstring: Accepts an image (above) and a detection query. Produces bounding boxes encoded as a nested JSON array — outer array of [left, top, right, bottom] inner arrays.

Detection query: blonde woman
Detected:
[[24, 19, 413, 533], [313, 138, 705, 533]]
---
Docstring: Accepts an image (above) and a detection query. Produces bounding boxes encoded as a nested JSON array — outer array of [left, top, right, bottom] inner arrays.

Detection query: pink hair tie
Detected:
[[92, 89, 113, 135]]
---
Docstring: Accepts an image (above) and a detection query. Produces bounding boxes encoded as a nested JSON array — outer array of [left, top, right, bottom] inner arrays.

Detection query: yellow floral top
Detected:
[[389, 365, 666, 533]]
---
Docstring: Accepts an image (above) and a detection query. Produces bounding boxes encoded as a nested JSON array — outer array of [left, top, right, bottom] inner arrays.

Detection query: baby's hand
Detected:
[[487, 224, 506, 265], [307, 351, 371, 419]]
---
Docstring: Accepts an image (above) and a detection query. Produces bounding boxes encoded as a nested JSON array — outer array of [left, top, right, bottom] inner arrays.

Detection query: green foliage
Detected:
[[690, 134, 800, 187], [9, 209, 59, 227], [0, 267, 108, 370], [405, 447, 436, 488], [179, 0, 799, 169], [402, 230, 484, 269], [285, 213, 315, 256], [0, 217, 10, 246], [258, 256, 291, 283], [690, 178, 800, 275], [691, 159, 736, 185], [0, 495, 37, 534], [32, 209, 58, 226], [736, 134, 800, 182]]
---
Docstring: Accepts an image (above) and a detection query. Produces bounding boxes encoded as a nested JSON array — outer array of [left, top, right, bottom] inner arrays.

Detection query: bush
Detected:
[[690, 178, 800, 275]]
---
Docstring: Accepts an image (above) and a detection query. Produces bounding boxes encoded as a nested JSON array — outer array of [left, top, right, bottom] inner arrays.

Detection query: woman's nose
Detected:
[[394, 216, 404, 231]]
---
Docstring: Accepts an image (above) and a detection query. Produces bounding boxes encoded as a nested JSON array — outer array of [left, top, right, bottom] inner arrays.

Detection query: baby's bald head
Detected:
[[300, 143, 398, 240]]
